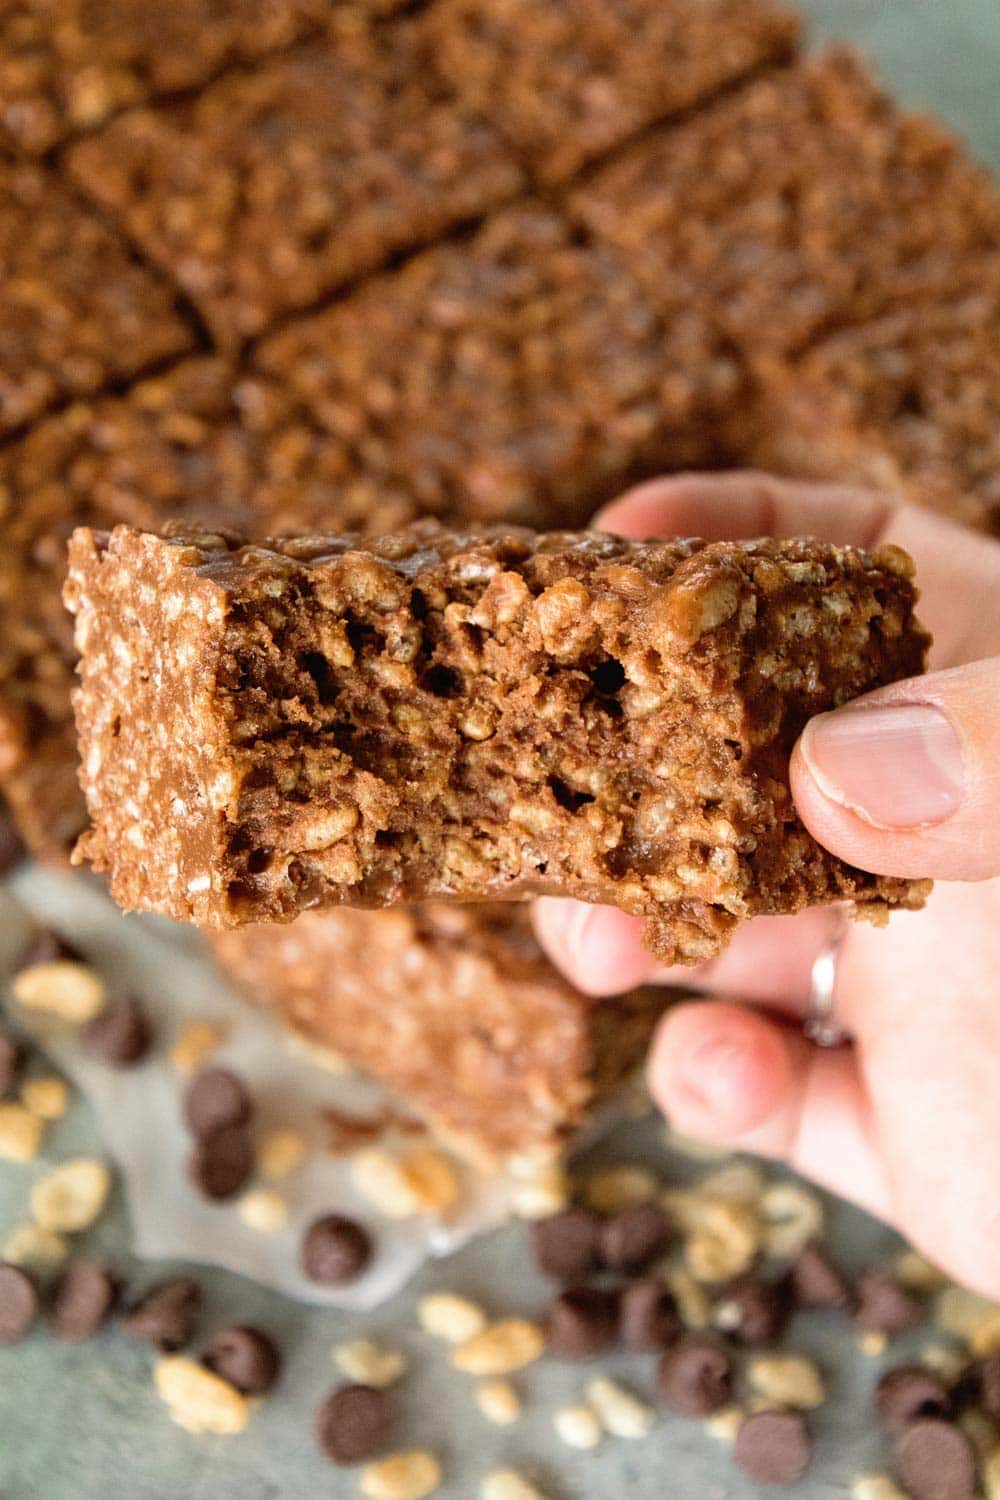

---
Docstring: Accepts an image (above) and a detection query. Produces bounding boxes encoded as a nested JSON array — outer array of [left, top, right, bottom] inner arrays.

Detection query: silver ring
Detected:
[[803, 906, 851, 1048]]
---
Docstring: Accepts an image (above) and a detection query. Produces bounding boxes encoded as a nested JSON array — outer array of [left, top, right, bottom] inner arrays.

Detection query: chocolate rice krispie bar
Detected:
[[66, 522, 930, 963], [0, 358, 424, 862], [420, 0, 800, 184], [0, 153, 193, 436], [0, 0, 322, 155], [569, 49, 1000, 360], [746, 255, 1000, 536], [65, 21, 524, 347], [256, 204, 740, 531], [213, 903, 667, 1164]]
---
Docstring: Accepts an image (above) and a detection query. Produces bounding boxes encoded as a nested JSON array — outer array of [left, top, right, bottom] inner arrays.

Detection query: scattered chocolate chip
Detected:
[[657, 1337, 732, 1417], [301, 1215, 373, 1285], [83, 997, 152, 1067], [0, 1262, 39, 1345], [187, 1124, 255, 1201], [0, 1029, 25, 1096], [716, 1276, 791, 1346], [17, 927, 81, 969], [50, 1261, 118, 1342], [790, 1243, 852, 1309], [734, 1408, 813, 1486], [976, 1353, 1000, 1420], [875, 1366, 952, 1433], [546, 1287, 619, 1359], [599, 1201, 672, 1273], [315, 1384, 390, 1465], [620, 1278, 682, 1352], [894, 1418, 978, 1500], [183, 1066, 253, 1140], [531, 1208, 601, 1281], [203, 1325, 280, 1395], [855, 1267, 925, 1337], [122, 1277, 201, 1351]]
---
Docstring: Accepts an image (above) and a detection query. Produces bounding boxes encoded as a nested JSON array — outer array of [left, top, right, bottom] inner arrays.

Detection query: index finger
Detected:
[[595, 470, 895, 547]]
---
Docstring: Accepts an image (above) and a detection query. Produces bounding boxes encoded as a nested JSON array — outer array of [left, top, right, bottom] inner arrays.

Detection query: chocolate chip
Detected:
[[855, 1267, 925, 1337], [620, 1278, 682, 1352], [50, 1261, 118, 1342], [122, 1277, 201, 1351], [83, 997, 152, 1067], [0, 1029, 24, 1096], [546, 1287, 619, 1359], [657, 1337, 732, 1417], [716, 1276, 791, 1346], [315, 1384, 390, 1465], [875, 1366, 952, 1433], [203, 1325, 280, 1395], [531, 1208, 601, 1281], [301, 1215, 373, 1285], [0, 1262, 39, 1345], [599, 1201, 672, 1273], [187, 1124, 255, 1201], [183, 1066, 253, 1139], [734, 1408, 813, 1486], [790, 1243, 852, 1309], [894, 1418, 978, 1500]]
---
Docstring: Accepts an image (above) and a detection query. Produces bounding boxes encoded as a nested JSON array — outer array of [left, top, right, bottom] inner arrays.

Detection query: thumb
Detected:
[[790, 657, 1000, 882]]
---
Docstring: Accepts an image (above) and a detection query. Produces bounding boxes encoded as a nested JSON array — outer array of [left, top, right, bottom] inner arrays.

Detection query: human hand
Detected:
[[533, 472, 1000, 1297]]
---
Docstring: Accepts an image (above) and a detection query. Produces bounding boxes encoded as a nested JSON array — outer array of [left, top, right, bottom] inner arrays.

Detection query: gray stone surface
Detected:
[[1, 4, 997, 1496]]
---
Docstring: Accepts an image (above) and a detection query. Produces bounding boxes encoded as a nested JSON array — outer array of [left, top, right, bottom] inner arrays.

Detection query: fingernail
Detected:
[[681, 1036, 749, 1118], [800, 703, 964, 829]]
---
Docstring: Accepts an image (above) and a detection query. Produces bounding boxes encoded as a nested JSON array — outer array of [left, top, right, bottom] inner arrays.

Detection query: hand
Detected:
[[533, 472, 1000, 1298]]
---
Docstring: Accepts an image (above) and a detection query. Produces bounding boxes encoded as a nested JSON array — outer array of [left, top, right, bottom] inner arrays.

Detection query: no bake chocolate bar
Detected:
[[213, 904, 667, 1164], [0, 153, 192, 437], [0, 359, 424, 862], [419, 0, 799, 184], [746, 256, 1000, 536], [256, 204, 739, 531], [66, 22, 524, 347], [67, 522, 930, 962], [570, 49, 1000, 359], [0, 0, 323, 156]]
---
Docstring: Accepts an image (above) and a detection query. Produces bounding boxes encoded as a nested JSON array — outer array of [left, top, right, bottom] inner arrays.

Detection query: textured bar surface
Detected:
[[67, 522, 930, 962], [66, 23, 524, 347], [570, 50, 1000, 359], [0, 0, 322, 154], [213, 904, 667, 1164], [256, 205, 741, 531], [0, 153, 192, 437], [420, 0, 800, 183]]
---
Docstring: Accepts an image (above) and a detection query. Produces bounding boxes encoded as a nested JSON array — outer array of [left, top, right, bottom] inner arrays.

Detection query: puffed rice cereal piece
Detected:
[[334, 1338, 407, 1389], [3, 1222, 69, 1268], [748, 1354, 825, 1410], [453, 1320, 545, 1376], [31, 1158, 111, 1232], [359, 1451, 442, 1499], [11, 962, 106, 1024], [20, 1077, 70, 1120], [476, 1380, 521, 1426], [154, 1356, 249, 1434], [586, 1377, 655, 1438], [418, 1292, 487, 1343], [0, 1102, 45, 1161], [553, 1404, 602, 1450]]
